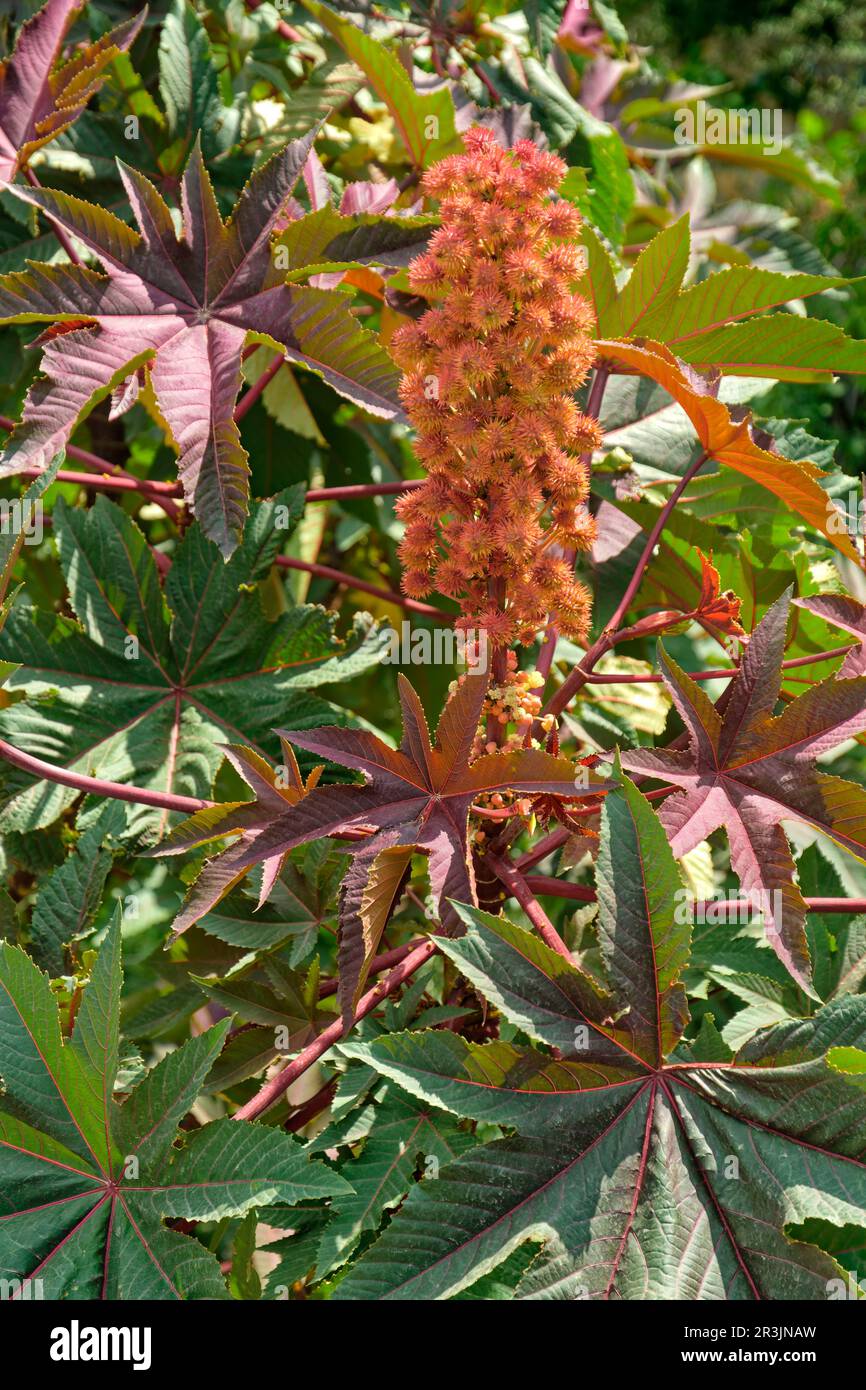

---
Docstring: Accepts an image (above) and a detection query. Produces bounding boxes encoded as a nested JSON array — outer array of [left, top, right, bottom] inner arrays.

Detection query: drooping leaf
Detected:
[[0, 920, 348, 1299], [0, 132, 404, 554], [595, 339, 862, 562]]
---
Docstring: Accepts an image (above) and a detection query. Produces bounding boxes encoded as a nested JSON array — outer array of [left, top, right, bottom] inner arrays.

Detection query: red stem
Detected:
[[10, 452, 424, 508], [608, 451, 712, 637], [245, 0, 305, 42], [697, 897, 866, 917], [486, 852, 573, 959], [16, 465, 180, 500], [23, 166, 81, 266], [234, 354, 285, 422], [317, 939, 424, 998], [233, 940, 437, 1121], [580, 645, 855, 684], [306, 480, 424, 501], [285, 1078, 338, 1133], [0, 417, 183, 522], [543, 450, 711, 720], [274, 552, 453, 617], [523, 874, 596, 902]]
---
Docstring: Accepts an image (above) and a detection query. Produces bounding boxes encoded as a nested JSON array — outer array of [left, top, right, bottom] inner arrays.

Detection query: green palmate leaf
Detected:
[[0, 132, 403, 555], [196, 845, 342, 964], [488, 54, 585, 150], [0, 921, 348, 1299], [525, 0, 569, 55], [599, 215, 691, 339], [193, 955, 327, 1050], [579, 222, 618, 335], [0, 488, 386, 838], [596, 761, 690, 1061], [334, 788, 866, 1301], [300, 0, 461, 169], [159, 0, 238, 160], [230, 1208, 261, 1301], [0, 452, 61, 653], [0, 0, 144, 184], [309, 1086, 477, 1275], [673, 316, 866, 381], [795, 847, 866, 1004], [203, 1027, 283, 1093], [564, 107, 633, 247], [262, 1209, 330, 1299], [586, 216, 856, 366], [641, 266, 853, 348]]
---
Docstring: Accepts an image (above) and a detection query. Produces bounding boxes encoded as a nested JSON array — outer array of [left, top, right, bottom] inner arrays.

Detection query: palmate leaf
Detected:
[[335, 780, 866, 1301], [309, 1086, 477, 1277], [0, 486, 386, 839], [0, 0, 144, 184], [584, 218, 861, 381], [595, 339, 862, 563], [155, 670, 614, 1026], [622, 591, 866, 993], [0, 129, 406, 555], [195, 842, 343, 965], [159, 0, 238, 161], [0, 919, 349, 1300]]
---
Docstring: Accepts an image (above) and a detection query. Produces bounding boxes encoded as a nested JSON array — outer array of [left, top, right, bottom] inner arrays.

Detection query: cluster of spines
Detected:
[[391, 126, 600, 646]]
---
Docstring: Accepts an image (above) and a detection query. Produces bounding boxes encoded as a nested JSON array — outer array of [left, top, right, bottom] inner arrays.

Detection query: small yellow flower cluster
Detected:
[[392, 126, 599, 647]]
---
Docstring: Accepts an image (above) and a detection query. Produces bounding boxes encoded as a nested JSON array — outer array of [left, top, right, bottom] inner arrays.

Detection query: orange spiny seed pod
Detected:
[[395, 128, 598, 646]]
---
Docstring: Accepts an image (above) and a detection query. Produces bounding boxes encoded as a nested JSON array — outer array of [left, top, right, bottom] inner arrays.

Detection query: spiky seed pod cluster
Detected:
[[391, 125, 600, 646]]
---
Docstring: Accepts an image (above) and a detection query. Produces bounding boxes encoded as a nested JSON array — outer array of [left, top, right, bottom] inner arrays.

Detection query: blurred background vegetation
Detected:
[[620, 0, 866, 466]]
